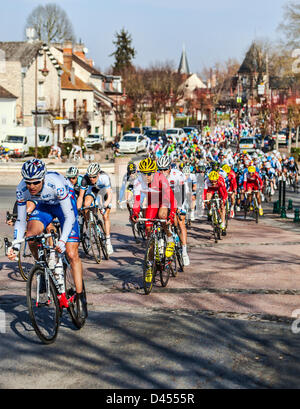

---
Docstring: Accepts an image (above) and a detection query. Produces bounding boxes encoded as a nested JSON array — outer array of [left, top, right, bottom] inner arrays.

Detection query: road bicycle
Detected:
[[5, 213, 61, 282], [244, 190, 260, 223], [138, 218, 176, 295], [204, 194, 223, 243], [9, 232, 86, 344], [119, 199, 146, 242], [80, 204, 109, 263]]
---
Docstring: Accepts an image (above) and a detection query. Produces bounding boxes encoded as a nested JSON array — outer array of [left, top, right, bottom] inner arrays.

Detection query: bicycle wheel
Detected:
[[80, 220, 91, 256], [97, 219, 109, 260], [64, 261, 87, 329], [88, 222, 102, 264], [143, 238, 156, 295], [18, 241, 35, 281], [27, 266, 60, 344], [170, 253, 178, 277], [160, 239, 170, 287]]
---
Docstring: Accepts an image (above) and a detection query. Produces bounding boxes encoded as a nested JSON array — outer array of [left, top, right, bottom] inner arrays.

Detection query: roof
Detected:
[[238, 42, 266, 75], [0, 41, 43, 67], [0, 85, 17, 99], [60, 66, 93, 91], [178, 45, 190, 75]]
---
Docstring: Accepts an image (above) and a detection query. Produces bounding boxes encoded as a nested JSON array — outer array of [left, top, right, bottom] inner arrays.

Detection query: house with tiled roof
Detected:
[[50, 41, 121, 140], [0, 40, 62, 133], [0, 37, 121, 144]]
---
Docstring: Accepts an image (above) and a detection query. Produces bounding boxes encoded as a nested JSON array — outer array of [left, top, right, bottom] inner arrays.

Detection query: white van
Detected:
[[2, 127, 52, 157]]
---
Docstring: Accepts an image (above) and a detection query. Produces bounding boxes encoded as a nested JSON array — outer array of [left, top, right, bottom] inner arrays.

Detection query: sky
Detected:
[[0, 0, 289, 74]]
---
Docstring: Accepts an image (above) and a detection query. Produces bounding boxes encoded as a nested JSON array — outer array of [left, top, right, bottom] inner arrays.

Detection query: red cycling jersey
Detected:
[[243, 171, 263, 192], [203, 177, 228, 204], [228, 170, 237, 193], [133, 172, 176, 224]]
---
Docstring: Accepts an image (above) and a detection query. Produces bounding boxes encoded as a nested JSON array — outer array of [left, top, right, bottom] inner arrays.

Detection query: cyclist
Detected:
[[7, 159, 87, 319], [157, 156, 190, 266], [243, 166, 264, 216], [66, 166, 83, 198], [119, 161, 139, 209], [287, 157, 299, 185], [222, 164, 237, 218], [182, 165, 197, 222], [77, 163, 114, 255], [203, 171, 228, 231], [132, 158, 176, 258]]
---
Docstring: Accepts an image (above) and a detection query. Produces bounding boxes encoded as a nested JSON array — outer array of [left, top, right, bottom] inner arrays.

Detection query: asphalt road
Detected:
[[1, 185, 300, 389]]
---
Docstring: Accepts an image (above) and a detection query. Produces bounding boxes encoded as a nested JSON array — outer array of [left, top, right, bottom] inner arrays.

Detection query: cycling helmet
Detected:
[[66, 166, 79, 178], [182, 166, 191, 175], [211, 162, 220, 171], [21, 159, 46, 181], [289, 157, 295, 161], [127, 162, 137, 174], [248, 166, 256, 173], [222, 164, 231, 174], [209, 171, 220, 181], [87, 163, 101, 176], [139, 158, 157, 174], [157, 155, 171, 170]]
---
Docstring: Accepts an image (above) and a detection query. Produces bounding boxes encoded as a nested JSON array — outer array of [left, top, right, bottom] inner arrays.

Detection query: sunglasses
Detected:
[[89, 175, 98, 179], [25, 180, 42, 186], [68, 177, 77, 180], [142, 172, 154, 177]]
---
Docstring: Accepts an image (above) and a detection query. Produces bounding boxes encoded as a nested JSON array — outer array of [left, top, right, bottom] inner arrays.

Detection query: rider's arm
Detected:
[[77, 175, 88, 209], [58, 194, 76, 245]]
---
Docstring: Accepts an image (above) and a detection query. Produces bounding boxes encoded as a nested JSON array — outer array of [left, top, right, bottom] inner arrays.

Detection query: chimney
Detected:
[[63, 40, 73, 72], [74, 44, 86, 61]]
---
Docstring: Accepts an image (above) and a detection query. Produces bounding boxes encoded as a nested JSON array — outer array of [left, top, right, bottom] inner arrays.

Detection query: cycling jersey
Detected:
[[119, 172, 138, 202], [243, 171, 263, 191], [133, 172, 176, 223], [81, 172, 112, 204], [14, 172, 79, 249], [203, 178, 228, 204]]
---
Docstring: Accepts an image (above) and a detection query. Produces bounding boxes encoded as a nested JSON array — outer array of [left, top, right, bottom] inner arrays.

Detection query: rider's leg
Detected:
[[66, 242, 83, 294], [26, 220, 45, 259]]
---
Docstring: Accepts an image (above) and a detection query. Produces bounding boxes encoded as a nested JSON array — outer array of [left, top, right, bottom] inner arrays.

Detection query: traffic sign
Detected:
[[53, 119, 69, 125]]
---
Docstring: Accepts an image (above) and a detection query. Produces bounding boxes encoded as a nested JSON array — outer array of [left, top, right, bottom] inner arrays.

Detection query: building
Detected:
[[0, 37, 123, 145], [0, 85, 17, 140]]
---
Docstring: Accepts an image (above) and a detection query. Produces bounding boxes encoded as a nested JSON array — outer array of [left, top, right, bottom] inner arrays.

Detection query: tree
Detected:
[[110, 28, 136, 75], [25, 3, 75, 43], [279, 1, 300, 48]]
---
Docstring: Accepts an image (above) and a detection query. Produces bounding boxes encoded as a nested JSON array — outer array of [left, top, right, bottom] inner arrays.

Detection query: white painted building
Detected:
[[0, 85, 17, 141]]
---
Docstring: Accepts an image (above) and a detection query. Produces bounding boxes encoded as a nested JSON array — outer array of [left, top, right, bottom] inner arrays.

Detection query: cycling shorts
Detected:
[[246, 183, 260, 192], [28, 197, 79, 243]]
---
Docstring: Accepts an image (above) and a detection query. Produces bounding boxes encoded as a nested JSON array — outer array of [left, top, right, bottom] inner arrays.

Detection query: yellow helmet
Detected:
[[139, 158, 158, 174], [248, 166, 256, 173], [222, 164, 231, 174], [209, 171, 220, 181], [243, 150, 248, 155]]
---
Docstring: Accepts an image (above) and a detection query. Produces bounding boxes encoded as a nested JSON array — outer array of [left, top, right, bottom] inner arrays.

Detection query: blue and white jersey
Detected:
[[14, 172, 76, 247], [16, 172, 71, 205]]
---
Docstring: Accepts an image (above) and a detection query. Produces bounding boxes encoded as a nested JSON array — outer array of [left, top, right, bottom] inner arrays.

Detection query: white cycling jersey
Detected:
[[14, 172, 76, 248]]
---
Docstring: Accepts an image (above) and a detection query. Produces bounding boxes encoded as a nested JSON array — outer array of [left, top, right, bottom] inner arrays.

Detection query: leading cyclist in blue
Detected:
[[7, 159, 87, 319]]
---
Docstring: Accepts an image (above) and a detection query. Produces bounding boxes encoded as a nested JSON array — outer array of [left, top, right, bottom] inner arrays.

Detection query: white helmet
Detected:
[[87, 163, 101, 176], [157, 155, 171, 170]]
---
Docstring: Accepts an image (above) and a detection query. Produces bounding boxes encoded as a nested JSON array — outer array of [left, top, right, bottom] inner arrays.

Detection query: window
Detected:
[[95, 127, 99, 133], [38, 81, 44, 99], [83, 99, 87, 112]]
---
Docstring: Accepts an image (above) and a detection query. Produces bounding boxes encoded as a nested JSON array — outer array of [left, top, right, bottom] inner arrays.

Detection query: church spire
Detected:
[[178, 44, 190, 75]]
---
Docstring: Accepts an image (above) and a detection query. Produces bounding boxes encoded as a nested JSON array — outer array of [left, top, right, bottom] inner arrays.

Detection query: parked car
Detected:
[[239, 137, 260, 153], [142, 126, 152, 134], [85, 134, 104, 149], [182, 127, 198, 135], [165, 128, 186, 141], [144, 129, 167, 146], [119, 133, 147, 154], [130, 127, 142, 134]]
